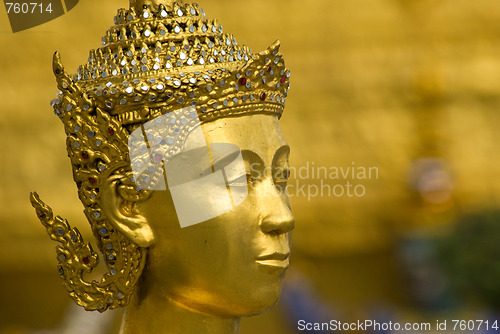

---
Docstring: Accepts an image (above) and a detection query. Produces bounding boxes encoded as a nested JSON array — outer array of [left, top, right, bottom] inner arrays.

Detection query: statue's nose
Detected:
[[257, 180, 295, 235]]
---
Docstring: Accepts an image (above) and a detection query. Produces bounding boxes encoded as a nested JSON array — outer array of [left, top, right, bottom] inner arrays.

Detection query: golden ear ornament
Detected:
[[31, 192, 147, 312]]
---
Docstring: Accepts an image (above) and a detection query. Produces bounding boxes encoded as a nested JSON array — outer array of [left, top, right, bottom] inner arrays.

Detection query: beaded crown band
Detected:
[[32, 0, 291, 312]]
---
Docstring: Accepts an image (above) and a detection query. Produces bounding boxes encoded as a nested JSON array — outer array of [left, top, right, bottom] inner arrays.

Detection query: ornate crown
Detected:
[[32, 0, 291, 313], [50, 0, 290, 125]]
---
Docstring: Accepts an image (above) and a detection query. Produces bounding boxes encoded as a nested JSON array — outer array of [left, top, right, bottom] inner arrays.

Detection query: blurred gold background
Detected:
[[2, 0, 500, 333]]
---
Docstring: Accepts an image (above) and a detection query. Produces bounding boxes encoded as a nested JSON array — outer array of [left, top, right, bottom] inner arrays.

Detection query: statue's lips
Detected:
[[255, 252, 290, 270]]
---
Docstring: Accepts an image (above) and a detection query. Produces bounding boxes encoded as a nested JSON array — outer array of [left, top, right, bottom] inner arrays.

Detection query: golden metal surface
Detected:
[[4, 0, 500, 332], [30, 0, 294, 332]]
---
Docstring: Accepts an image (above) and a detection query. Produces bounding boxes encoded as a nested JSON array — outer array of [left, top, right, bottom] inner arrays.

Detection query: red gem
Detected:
[[260, 92, 267, 101], [281, 75, 286, 84], [89, 177, 96, 184], [81, 152, 89, 159], [239, 77, 247, 85], [108, 127, 115, 135], [83, 256, 90, 264], [267, 66, 272, 73], [153, 153, 163, 163]]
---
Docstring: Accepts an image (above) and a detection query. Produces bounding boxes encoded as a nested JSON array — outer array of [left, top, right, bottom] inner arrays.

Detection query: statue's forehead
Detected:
[[201, 114, 287, 164]]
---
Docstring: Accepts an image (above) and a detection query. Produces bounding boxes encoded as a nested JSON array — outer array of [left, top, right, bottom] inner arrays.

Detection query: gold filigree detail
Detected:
[[30, 192, 146, 312]]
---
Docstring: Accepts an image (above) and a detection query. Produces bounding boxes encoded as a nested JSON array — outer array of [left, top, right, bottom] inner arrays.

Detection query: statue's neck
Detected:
[[119, 287, 240, 334]]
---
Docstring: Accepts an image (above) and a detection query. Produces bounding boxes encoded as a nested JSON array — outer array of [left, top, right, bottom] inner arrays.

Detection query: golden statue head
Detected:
[[31, 0, 293, 330]]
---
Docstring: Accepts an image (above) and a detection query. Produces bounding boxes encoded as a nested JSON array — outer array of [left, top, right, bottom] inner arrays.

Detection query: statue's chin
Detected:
[[165, 277, 286, 318]]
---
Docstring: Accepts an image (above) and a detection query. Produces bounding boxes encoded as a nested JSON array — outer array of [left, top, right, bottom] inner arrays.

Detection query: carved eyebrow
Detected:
[[195, 148, 265, 177], [272, 144, 290, 167], [274, 145, 290, 160], [240, 144, 289, 171], [241, 150, 265, 167]]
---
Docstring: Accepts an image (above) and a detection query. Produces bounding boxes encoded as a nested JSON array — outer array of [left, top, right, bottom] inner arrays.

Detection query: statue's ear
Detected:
[[101, 175, 155, 247]]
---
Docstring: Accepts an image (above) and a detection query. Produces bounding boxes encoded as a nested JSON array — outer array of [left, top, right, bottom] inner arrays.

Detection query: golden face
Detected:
[[138, 114, 294, 317]]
